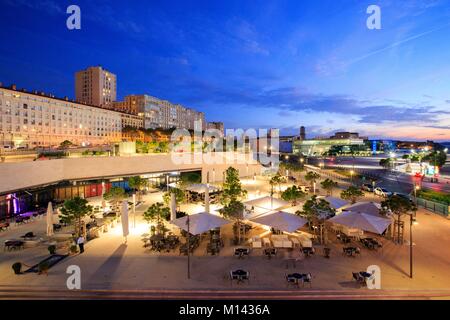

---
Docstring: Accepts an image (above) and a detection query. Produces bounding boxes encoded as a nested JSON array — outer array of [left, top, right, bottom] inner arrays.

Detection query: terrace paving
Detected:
[[0, 176, 449, 298]]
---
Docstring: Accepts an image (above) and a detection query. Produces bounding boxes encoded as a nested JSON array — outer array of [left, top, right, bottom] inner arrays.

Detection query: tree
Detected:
[[305, 171, 320, 189], [59, 140, 73, 149], [59, 197, 93, 236], [269, 173, 286, 194], [220, 200, 245, 244], [163, 187, 185, 208], [381, 195, 416, 244], [179, 172, 202, 187], [128, 176, 147, 201], [281, 186, 306, 206], [321, 179, 338, 196], [143, 202, 170, 224], [221, 167, 247, 206], [297, 196, 335, 244], [379, 158, 392, 170], [423, 151, 447, 168], [103, 187, 126, 213], [340, 186, 364, 204]]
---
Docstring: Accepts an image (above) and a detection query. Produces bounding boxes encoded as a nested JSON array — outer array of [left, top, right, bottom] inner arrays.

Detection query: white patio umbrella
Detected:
[[251, 211, 307, 233], [323, 196, 348, 210], [46, 201, 54, 236], [172, 213, 231, 235], [121, 200, 129, 239], [170, 192, 177, 221], [328, 211, 391, 234]]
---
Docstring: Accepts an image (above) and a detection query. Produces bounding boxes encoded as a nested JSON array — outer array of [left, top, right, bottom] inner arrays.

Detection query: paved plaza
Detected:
[[0, 174, 449, 298]]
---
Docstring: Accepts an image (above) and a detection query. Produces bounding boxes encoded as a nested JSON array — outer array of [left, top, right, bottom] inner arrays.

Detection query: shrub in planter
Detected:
[[38, 261, 50, 275], [70, 245, 78, 254], [12, 262, 22, 275], [48, 245, 56, 255]]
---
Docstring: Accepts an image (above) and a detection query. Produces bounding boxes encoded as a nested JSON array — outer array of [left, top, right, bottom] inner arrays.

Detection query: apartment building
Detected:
[[113, 94, 205, 130], [75, 66, 117, 108], [207, 122, 224, 135], [0, 85, 127, 148]]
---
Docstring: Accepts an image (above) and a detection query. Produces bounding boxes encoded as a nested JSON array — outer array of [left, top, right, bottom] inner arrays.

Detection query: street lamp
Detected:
[[350, 170, 354, 184]]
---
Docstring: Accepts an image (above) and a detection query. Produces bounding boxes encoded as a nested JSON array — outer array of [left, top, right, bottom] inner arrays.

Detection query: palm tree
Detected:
[[340, 186, 365, 204], [321, 179, 338, 196], [59, 197, 93, 237]]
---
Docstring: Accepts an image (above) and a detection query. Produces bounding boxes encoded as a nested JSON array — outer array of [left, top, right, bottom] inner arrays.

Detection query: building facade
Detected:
[[113, 94, 205, 130], [207, 121, 224, 135], [0, 85, 127, 148], [75, 66, 117, 108]]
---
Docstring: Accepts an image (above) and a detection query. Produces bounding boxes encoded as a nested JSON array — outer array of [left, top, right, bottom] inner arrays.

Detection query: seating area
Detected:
[[352, 271, 373, 287], [4, 240, 25, 251], [285, 273, 313, 288], [360, 237, 382, 250], [229, 269, 250, 284], [343, 247, 361, 257]]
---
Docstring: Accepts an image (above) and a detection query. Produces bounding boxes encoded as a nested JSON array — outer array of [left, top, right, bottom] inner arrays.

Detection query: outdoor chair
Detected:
[[302, 273, 312, 288], [323, 247, 331, 258], [0, 223, 10, 232], [352, 272, 366, 286]]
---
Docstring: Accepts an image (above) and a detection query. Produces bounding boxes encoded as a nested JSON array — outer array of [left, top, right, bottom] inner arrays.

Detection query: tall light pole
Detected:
[[409, 212, 414, 279], [350, 170, 354, 185]]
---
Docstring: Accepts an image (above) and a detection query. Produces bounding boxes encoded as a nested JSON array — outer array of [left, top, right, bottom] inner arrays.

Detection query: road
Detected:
[[311, 156, 450, 194]]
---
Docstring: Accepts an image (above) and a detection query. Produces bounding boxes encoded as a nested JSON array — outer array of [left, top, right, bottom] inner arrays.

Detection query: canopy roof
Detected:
[[171, 213, 231, 235], [323, 196, 349, 210], [341, 202, 381, 216], [185, 184, 220, 194], [251, 211, 307, 233], [244, 196, 289, 210], [328, 211, 391, 234]]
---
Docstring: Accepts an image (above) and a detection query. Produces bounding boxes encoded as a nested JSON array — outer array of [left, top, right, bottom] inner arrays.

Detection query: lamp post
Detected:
[[409, 212, 414, 279], [350, 170, 354, 185]]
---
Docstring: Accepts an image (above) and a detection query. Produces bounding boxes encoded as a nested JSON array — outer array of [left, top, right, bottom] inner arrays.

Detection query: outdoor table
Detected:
[[264, 248, 277, 259], [207, 242, 220, 255], [302, 247, 315, 257], [0, 223, 9, 231], [323, 247, 331, 258], [234, 248, 250, 259], [230, 269, 249, 283], [343, 247, 360, 257], [4, 240, 25, 251], [359, 271, 372, 279]]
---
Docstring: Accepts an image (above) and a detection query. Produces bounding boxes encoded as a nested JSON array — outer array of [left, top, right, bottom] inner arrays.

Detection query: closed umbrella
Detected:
[[172, 213, 231, 235], [46, 201, 54, 236], [170, 192, 177, 221], [252, 211, 307, 233], [328, 211, 391, 234], [121, 200, 129, 240], [204, 185, 210, 213]]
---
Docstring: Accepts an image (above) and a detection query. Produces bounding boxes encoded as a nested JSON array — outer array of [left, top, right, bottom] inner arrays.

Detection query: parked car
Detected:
[[361, 183, 374, 192], [390, 193, 414, 204], [374, 187, 393, 197]]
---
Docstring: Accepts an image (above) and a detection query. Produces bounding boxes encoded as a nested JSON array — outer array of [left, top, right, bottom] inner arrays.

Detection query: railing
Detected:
[[417, 198, 449, 217]]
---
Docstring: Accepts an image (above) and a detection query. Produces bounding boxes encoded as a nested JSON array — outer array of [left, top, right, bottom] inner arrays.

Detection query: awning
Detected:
[[251, 211, 307, 233], [171, 212, 231, 235], [328, 211, 391, 234], [341, 202, 381, 216]]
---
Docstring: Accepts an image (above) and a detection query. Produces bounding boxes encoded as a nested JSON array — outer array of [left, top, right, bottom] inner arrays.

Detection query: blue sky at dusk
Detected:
[[1, 0, 450, 141]]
